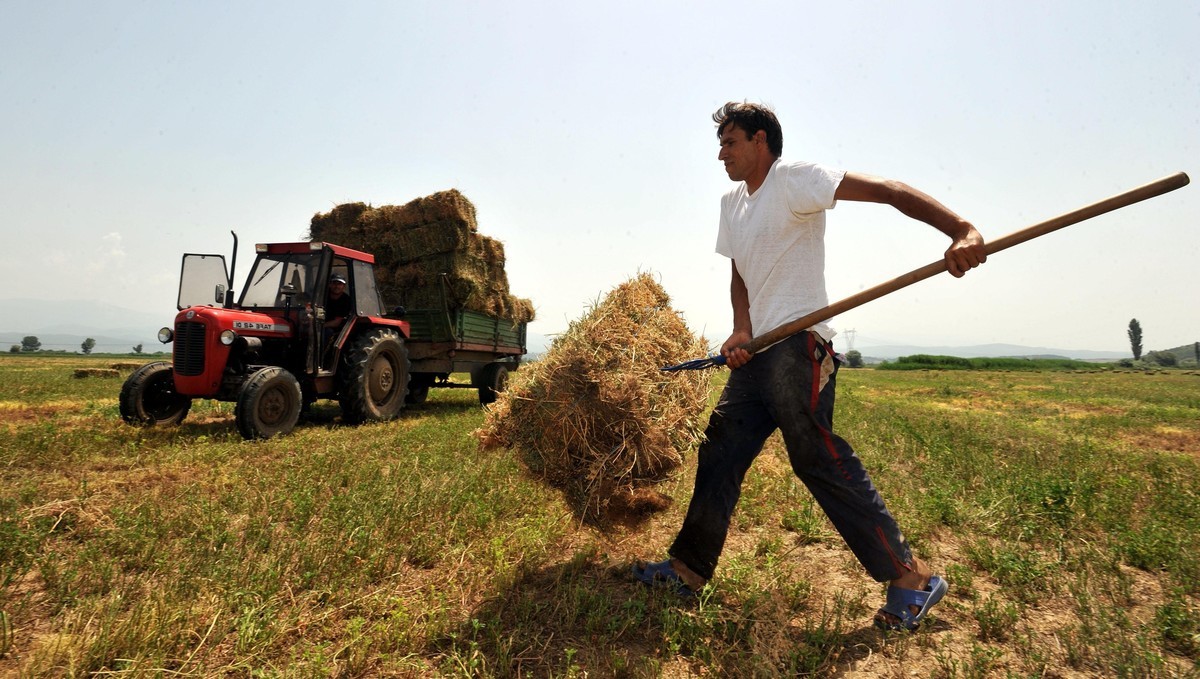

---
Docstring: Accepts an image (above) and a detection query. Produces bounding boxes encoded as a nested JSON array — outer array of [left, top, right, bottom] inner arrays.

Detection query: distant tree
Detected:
[[1194, 341, 1199, 364], [81, 338, 96, 354], [9, 345, 19, 353], [132, 343, 144, 354], [845, 350, 864, 368], [1127, 319, 1143, 361], [20, 336, 41, 352]]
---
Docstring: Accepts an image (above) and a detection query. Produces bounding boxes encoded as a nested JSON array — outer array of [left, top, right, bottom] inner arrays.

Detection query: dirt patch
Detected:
[[72, 369, 119, 379], [0, 403, 63, 425], [1050, 402, 1127, 419], [1119, 426, 1200, 459], [0, 399, 124, 434], [931, 396, 1008, 415], [2, 568, 55, 674]]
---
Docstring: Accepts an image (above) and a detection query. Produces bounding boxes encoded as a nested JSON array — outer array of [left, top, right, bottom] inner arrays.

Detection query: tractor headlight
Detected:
[[219, 330, 237, 346], [158, 327, 174, 343]]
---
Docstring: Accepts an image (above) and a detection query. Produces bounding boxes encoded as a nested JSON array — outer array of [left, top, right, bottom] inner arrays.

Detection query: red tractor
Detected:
[[120, 235, 414, 439]]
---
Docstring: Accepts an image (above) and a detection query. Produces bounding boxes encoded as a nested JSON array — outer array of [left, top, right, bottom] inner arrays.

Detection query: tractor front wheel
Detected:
[[235, 367, 302, 439], [339, 328, 409, 423], [119, 361, 191, 426]]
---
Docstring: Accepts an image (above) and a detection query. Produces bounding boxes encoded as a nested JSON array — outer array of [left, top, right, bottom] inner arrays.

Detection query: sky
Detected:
[[2, 0, 1197, 355]]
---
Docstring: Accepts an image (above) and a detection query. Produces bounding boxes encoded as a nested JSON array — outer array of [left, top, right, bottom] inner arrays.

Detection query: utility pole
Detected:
[[844, 328, 857, 352]]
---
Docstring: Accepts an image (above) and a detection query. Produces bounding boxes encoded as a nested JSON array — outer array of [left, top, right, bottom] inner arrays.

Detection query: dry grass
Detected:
[[476, 273, 711, 527]]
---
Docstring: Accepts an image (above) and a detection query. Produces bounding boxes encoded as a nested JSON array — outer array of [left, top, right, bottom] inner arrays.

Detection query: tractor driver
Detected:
[[324, 274, 353, 336]]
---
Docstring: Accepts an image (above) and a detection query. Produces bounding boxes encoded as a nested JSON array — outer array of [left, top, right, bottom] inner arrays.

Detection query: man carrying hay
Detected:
[[635, 102, 986, 632]]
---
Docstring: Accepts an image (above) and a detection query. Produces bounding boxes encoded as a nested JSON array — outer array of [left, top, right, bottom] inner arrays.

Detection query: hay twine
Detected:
[[475, 273, 712, 527], [308, 189, 534, 322]]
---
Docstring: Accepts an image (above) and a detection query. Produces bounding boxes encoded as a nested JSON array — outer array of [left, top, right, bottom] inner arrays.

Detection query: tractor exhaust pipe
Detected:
[[226, 230, 239, 308]]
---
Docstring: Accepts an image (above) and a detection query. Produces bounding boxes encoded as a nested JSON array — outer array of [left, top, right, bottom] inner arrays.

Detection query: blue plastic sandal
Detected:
[[875, 575, 948, 631], [632, 559, 697, 598]]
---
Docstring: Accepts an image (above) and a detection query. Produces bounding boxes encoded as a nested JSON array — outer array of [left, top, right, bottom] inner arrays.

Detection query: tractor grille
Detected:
[[173, 321, 207, 376]]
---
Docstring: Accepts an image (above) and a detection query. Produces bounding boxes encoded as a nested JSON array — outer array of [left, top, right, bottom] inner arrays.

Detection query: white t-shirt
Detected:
[[715, 159, 846, 342]]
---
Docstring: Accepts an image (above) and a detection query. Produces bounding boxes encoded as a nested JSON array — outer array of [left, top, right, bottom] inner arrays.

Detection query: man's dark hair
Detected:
[[713, 101, 783, 158]]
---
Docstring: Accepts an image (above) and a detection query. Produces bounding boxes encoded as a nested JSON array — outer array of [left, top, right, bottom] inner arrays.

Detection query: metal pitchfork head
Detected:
[[661, 353, 727, 372]]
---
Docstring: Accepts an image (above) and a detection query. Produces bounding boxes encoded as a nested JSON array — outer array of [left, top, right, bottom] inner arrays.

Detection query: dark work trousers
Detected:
[[669, 331, 913, 583]]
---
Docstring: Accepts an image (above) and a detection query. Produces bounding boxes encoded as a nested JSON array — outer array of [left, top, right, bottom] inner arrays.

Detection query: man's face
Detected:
[[329, 281, 346, 297], [717, 124, 762, 182]]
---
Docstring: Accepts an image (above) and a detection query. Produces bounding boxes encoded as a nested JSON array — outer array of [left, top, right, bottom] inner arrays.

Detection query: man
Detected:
[[324, 274, 353, 333], [634, 102, 986, 631]]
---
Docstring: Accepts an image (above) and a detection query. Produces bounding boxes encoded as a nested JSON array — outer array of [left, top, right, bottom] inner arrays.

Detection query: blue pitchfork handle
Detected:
[[662, 172, 1190, 372]]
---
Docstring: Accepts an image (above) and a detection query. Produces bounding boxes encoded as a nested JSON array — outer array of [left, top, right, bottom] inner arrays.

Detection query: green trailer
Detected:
[[403, 305, 526, 405]]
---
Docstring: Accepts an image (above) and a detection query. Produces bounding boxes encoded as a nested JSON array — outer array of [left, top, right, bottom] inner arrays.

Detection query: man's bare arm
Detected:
[[835, 172, 987, 277], [722, 261, 754, 368]]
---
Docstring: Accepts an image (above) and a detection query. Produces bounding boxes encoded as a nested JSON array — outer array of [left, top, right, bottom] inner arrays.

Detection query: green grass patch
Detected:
[[1, 355, 1197, 675], [880, 353, 1105, 371]]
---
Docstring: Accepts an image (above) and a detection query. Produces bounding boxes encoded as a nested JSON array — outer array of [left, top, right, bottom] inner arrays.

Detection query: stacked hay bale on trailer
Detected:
[[309, 190, 534, 404], [308, 190, 534, 323]]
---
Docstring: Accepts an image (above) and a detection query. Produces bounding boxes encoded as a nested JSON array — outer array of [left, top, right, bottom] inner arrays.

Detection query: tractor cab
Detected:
[[178, 241, 384, 315]]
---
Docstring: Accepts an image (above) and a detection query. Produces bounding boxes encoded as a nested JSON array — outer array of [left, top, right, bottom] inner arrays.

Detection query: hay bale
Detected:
[[309, 189, 533, 322], [474, 273, 711, 526]]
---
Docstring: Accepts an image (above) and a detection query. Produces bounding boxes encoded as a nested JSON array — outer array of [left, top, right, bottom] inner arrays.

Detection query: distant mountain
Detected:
[[855, 343, 1129, 362], [526, 331, 550, 357], [1, 298, 169, 353], [1162, 343, 1200, 362], [1, 298, 168, 335]]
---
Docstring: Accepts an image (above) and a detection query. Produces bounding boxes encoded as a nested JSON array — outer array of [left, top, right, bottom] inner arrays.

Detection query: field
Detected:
[[1, 354, 1198, 677]]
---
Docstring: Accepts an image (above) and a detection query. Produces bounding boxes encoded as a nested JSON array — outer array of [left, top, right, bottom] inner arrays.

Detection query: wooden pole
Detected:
[[741, 172, 1191, 356]]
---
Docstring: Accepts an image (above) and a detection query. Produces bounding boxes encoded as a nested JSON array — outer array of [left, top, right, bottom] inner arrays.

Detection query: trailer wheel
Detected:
[[235, 367, 302, 439], [477, 363, 509, 405], [339, 327, 409, 423], [406, 374, 435, 405], [119, 361, 191, 426]]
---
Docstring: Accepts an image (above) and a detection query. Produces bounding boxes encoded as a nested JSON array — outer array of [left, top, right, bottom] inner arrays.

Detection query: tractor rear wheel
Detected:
[[338, 327, 409, 423], [235, 367, 302, 439], [119, 361, 191, 426]]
